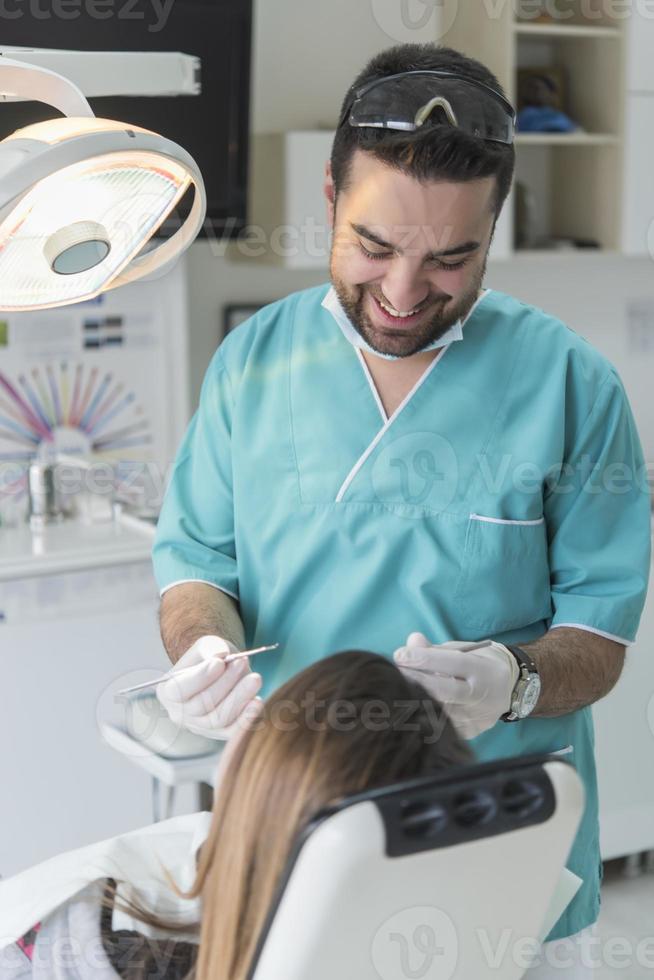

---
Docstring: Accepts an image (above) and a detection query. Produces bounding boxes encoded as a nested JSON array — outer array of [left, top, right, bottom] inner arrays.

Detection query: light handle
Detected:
[[0, 56, 94, 118]]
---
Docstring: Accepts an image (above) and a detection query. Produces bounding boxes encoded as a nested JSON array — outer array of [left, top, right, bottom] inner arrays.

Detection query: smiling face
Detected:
[[325, 150, 497, 359]]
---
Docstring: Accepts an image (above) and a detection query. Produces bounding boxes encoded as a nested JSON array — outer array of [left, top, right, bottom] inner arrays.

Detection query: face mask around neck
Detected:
[[321, 286, 466, 361]]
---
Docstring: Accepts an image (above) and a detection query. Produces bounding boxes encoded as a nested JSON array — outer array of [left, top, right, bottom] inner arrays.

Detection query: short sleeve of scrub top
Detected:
[[152, 348, 238, 601], [545, 369, 650, 644]]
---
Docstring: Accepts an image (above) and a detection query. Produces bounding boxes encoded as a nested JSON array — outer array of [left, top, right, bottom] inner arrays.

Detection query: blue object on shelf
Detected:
[[517, 107, 579, 133]]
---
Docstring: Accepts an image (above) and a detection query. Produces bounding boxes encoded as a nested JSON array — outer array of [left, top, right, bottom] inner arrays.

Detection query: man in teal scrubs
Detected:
[[152, 43, 650, 971]]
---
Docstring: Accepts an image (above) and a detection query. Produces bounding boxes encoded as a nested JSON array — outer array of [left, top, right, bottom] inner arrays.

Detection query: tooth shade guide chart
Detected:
[[0, 272, 187, 525]]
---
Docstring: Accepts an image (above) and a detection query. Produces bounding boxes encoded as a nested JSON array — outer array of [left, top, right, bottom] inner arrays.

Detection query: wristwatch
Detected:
[[501, 644, 541, 722]]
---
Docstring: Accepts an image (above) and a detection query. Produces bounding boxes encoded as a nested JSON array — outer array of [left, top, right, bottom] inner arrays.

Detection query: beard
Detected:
[[330, 253, 488, 359]]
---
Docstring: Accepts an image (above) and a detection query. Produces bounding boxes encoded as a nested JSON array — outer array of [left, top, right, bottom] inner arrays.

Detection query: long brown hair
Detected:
[[103, 650, 473, 979], [188, 650, 471, 979]]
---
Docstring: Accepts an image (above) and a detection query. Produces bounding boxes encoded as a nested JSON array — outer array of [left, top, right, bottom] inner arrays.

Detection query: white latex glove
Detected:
[[157, 635, 264, 740], [393, 632, 521, 740]]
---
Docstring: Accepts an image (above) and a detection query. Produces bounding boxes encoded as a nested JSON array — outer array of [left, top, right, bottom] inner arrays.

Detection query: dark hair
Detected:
[[331, 43, 515, 219]]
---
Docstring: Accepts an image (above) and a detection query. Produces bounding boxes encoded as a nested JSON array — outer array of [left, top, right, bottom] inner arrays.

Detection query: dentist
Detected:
[[152, 42, 650, 973]]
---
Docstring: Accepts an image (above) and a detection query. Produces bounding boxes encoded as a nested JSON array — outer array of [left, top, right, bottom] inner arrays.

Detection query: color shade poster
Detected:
[[0, 268, 188, 526]]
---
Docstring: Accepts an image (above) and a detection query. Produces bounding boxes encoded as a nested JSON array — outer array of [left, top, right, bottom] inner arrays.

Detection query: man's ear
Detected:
[[324, 160, 336, 226]]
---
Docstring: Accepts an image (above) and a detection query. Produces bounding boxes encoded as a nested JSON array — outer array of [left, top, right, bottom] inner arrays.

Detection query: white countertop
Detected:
[[0, 512, 156, 581]]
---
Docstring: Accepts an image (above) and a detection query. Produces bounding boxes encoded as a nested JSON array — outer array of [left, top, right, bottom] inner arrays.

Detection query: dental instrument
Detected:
[[117, 644, 279, 696]]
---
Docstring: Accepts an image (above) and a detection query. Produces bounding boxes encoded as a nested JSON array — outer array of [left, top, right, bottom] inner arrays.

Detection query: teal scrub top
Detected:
[[153, 284, 651, 943]]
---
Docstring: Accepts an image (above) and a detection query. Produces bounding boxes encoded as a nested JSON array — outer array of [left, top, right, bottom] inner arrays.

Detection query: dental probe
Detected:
[[117, 643, 279, 696]]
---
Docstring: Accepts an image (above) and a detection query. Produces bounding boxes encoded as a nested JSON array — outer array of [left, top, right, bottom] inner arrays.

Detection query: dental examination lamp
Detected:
[[0, 46, 206, 311]]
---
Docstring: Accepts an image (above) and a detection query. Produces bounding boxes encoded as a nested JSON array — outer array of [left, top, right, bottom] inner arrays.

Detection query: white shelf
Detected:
[[0, 514, 155, 581], [440, 0, 626, 257], [515, 133, 620, 145], [509, 248, 620, 259], [514, 247, 602, 256], [514, 22, 621, 39]]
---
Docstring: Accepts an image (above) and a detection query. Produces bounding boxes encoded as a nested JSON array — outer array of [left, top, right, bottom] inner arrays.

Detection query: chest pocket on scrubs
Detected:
[[453, 515, 552, 633]]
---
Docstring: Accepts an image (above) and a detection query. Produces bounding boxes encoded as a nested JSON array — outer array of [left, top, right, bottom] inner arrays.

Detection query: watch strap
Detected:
[[504, 644, 538, 676], [501, 644, 539, 722]]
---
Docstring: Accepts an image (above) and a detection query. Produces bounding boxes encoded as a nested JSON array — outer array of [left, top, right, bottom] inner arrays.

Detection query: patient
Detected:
[[3, 650, 473, 980]]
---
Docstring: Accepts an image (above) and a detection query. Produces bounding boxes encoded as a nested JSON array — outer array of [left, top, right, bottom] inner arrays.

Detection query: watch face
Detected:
[[518, 676, 542, 717]]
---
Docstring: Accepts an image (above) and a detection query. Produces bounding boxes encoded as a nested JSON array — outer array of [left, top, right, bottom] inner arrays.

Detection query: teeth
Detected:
[[378, 298, 418, 318]]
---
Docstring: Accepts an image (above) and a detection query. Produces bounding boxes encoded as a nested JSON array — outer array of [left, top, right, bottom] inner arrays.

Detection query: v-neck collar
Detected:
[[335, 343, 450, 501], [325, 287, 493, 502], [323, 285, 492, 426]]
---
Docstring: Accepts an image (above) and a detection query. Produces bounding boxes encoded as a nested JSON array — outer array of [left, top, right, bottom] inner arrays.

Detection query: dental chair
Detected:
[[248, 753, 584, 980]]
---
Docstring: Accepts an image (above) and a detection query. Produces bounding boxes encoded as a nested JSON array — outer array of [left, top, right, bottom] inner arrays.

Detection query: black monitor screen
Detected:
[[0, 0, 253, 240]]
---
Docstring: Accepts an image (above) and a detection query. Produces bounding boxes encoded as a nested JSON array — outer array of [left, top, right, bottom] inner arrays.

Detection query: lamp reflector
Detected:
[[0, 151, 191, 310]]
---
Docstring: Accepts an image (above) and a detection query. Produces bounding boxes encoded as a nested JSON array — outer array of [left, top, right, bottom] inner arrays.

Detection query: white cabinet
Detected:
[[621, 95, 654, 256], [442, 5, 626, 255], [488, 190, 514, 262], [0, 519, 200, 879], [593, 540, 654, 860], [0, 562, 169, 877], [233, 131, 332, 270], [280, 132, 333, 271], [626, 3, 654, 92]]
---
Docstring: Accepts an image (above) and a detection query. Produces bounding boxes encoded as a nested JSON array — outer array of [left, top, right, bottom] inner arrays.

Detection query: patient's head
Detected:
[[189, 649, 473, 980]]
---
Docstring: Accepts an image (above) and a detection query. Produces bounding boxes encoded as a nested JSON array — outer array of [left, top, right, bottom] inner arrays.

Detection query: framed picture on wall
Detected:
[[222, 303, 271, 338]]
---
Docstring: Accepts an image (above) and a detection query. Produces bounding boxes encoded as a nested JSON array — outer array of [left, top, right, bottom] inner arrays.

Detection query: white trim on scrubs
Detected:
[[328, 286, 493, 500], [550, 623, 633, 646], [159, 578, 239, 600], [336, 344, 449, 501]]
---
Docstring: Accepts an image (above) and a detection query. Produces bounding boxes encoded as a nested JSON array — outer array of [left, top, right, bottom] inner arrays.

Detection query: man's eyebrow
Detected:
[[351, 223, 481, 259]]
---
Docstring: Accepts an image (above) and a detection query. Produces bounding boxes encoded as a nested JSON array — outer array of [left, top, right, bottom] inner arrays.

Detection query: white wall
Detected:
[[251, 0, 440, 132]]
